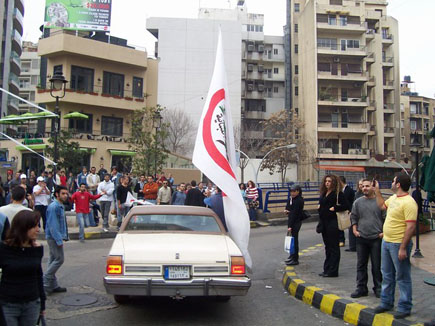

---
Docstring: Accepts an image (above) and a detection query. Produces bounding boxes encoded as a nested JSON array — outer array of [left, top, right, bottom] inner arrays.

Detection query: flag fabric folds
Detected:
[[192, 29, 252, 268]]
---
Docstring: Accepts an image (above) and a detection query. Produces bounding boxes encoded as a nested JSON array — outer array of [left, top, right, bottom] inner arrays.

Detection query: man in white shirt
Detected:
[[0, 186, 32, 224], [86, 166, 100, 195], [33, 176, 51, 230], [97, 174, 115, 232]]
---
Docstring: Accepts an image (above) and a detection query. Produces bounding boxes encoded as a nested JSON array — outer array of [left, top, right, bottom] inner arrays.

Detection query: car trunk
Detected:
[[121, 233, 230, 265]]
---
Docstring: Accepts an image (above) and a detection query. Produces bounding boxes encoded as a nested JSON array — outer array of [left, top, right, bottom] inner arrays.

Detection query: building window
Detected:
[[255, 25, 263, 32], [294, 44, 298, 53], [273, 68, 279, 74], [103, 71, 124, 97], [295, 65, 299, 74], [401, 136, 406, 145], [317, 38, 337, 50], [400, 103, 405, 112], [294, 3, 300, 12], [69, 113, 93, 133], [132, 77, 143, 98], [274, 87, 279, 93], [339, 15, 347, 26], [330, 0, 342, 5], [273, 48, 278, 55], [410, 120, 417, 130], [295, 87, 299, 96], [101, 116, 123, 136], [53, 65, 63, 76], [328, 15, 337, 25], [70, 65, 94, 92], [294, 24, 298, 33]]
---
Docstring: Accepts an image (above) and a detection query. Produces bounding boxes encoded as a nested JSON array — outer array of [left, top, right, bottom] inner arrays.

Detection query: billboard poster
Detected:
[[44, 0, 111, 31]]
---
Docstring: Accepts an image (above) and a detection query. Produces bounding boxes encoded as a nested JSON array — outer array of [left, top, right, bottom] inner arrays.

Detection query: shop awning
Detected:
[[80, 148, 96, 154], [16, 144, 48, 151], [109, 149, 136, 157], [316, 165, 365, 172]]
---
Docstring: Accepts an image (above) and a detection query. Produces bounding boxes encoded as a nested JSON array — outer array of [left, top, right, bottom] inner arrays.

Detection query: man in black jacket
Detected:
[[340, 176, 356, 251], [184, 180, 205, 207], [284, 185, 304, 265]]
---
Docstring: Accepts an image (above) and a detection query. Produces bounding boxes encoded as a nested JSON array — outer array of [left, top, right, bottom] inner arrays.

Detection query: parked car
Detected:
[[103, 205, 251, 303]]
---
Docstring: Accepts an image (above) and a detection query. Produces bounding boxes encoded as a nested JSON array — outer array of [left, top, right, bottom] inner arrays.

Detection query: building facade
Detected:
[[289, 0, 406, 181], [0, 30, 158, 174], [0, 0, 24, 118]]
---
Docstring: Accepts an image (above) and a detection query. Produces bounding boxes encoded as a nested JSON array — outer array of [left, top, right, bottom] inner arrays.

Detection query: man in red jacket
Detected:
[[71, 183, 104, 242]]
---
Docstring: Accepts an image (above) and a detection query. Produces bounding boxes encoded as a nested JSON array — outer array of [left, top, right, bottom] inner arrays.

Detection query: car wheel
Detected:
[[114, 295, 130, 304], [215, 296, 231, 302]]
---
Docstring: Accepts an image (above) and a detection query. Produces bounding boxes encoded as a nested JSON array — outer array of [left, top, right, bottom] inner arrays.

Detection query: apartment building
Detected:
[[0, 0, 24, 118], [147, 1, 285, 158], [1, 30, 158, 173], [400, 79, 435, 167], [289, 0, 406, 181]]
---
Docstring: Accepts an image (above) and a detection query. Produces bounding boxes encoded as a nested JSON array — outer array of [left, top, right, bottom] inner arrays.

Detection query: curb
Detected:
[[38, 231, 117, 241], [282, 267, 425, 326]]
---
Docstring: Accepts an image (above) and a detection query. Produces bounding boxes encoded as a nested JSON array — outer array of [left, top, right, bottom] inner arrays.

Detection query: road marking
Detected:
[[307, 246, 317, 250], [286, 272, 296, 276], [320, 294, 341, 315], [285, 266, 294, 271], [343, 303, 367, 325], [288, 279, 305, 296], [302, 249, 309, 252], [372, 312, 394, 326], [302, 286, 322, 305], [315, 244, 323, 247]]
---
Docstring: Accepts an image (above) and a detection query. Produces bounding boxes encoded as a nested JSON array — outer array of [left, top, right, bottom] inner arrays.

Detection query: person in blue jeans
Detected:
[[373, 173, 418, 319]]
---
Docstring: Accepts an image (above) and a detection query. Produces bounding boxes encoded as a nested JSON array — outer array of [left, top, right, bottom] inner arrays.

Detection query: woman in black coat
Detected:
[[285, 185, 304, 265], [318, 175, 349, 277]]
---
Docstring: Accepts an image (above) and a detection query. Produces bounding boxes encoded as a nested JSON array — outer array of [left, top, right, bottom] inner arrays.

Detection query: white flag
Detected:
[[192, 29, 252, 268], [124, 192, 155, 207]]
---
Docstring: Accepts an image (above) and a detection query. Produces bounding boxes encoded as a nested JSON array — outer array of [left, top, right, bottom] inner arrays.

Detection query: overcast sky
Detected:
[[23, 0, 435, 98]]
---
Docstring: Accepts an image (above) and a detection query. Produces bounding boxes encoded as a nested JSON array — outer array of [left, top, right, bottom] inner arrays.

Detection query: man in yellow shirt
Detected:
[[373, 173, 417, 319]]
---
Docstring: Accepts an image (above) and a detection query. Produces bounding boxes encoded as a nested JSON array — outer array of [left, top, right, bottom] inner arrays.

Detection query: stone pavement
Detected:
[[282, 230, 435, 325]]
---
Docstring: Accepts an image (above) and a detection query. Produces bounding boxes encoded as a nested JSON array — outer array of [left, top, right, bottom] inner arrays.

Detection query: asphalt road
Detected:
[[43, 222, 345, 326]]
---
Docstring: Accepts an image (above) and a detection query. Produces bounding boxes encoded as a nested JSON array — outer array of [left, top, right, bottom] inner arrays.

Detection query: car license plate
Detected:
[[164, 266, 190, 280]]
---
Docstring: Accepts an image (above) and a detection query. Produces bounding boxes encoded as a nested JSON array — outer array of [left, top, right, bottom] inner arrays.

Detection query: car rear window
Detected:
[[125, 214, 222, 232]]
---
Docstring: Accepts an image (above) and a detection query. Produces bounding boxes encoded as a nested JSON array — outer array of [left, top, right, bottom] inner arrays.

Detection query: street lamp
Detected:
[[152, 110, 162, 179], [255, 144, 297, 184], [383, 159, 409, 175], [236, 148, 253, 184], [411, 131, 424, 258], [49, 73, 68, 179]]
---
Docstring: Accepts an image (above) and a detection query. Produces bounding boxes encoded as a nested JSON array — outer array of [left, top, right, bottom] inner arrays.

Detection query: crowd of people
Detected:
[[284, 173, 419, 319]]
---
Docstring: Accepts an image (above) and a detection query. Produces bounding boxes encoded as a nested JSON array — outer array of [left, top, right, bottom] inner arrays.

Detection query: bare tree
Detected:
[[162, 108, 195, 155]]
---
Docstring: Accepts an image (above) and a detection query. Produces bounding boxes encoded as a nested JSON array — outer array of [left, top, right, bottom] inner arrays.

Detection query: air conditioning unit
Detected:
[[247, 84, 254, 91], [258, 84, 264, 92], [258, 44, 264, 52], [247, 44, 254, 52], [333, 57, 340, 63], [258, 65, 264, 73]]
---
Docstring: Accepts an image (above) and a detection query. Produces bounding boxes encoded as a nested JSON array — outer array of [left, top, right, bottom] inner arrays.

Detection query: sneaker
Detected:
[[393, 311, 410, 319], [351, 289, 368, 298], [103, 228, 109, 233], [374, 306, 392, 314], [79, 239, 85, 243], [286, 261, 299, 266], [52, 287, 67, 293]]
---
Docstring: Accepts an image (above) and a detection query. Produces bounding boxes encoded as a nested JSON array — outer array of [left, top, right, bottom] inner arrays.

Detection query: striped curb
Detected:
[[281, 245, 425, 326]]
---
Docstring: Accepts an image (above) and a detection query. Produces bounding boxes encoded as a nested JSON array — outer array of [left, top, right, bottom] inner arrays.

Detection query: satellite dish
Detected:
[[374, 154, 386, 162]]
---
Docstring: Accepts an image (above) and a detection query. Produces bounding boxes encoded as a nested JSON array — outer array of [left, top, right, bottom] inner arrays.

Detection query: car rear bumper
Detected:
[[104, 275, 251, 297]]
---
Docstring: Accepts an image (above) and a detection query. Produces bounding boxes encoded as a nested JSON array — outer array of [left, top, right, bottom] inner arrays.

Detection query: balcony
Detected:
[[367, 101, 376, 111], [13, 8, 24, 35], [318, 148, 370, 159], [317, 71, 368, 82], [14, 0, 24, 16], [244, 131, 264, 139], [35, 87, 147, 111], [382, 34, 394, 44], [243, 91, 264, 100], [367, 76, 375, 87], [318, 122, 369, 133], [317, 44, 367, 57], [318, 96, 368, 107], [9, 73, 20, 94], [11, 30, 22, 56], [383, 103, 395, 113], [316, 21, 366, 34], [243, 51, 264, 62], [383, 80, 395, 90], [384, 127, 395, 137], [243, 111, 265, 120], [382, 57, 394, 66], [366, 52, 375, 63], [7, 98, 19, 113], [365, 29, 376, 40], [10, 51, 21, 75]]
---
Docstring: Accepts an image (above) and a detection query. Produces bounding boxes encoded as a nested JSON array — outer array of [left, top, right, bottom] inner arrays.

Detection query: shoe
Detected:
[[52, 287, 67, 293], [374, 306, 392, 314], [103, 228, 109, 233], [286, 261, 299, 266], [351, 290, 368, 298], [323, 273, 338, 277], [345, 248, 356, 252], [339, 242, 345, 247], [319, 272, 326, 277], [79, 239, 85, 243], [393, 311, 410, 319], [374, 289, 381, 298]]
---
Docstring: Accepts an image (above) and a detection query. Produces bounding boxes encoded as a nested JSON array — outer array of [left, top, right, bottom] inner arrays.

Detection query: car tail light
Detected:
[[106, 256, 123, 275], [231, 256, 246, 275]]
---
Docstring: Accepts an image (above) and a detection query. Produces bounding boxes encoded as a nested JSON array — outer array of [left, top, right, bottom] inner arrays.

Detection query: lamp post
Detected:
[[255, 144, 297, 184], [383, 159, 409, 175], [236, 148, 252, 184], [49, 73, 68, 179], [152, 110, 162, 179], [411, 131, 424, 258]]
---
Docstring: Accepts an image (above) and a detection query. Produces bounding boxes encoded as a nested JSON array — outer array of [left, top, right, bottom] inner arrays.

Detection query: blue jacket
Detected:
[[205, 192, 227, 231], [77, 172, 88, 186], [46, 199, 68, 245], [171, 191, 186, 205]]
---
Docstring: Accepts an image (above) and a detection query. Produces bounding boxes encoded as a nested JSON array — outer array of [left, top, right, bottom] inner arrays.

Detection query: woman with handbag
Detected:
[[0, 210, 46, 325], [284, 185, 304, 266], [318, 175, 349, 277], [246, 180, 258, 221]]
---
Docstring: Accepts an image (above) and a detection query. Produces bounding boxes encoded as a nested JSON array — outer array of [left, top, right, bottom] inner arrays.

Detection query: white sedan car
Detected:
[[103, 205, 251, 303]]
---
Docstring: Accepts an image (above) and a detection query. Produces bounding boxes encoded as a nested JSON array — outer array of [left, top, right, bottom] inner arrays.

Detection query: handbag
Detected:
[[336, 193, 351, 231], [301, 210, 311, 221], [284, 231, 295, 254]]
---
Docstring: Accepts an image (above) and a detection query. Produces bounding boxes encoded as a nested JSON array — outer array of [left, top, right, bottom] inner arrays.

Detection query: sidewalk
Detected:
[[282, 230, 435, 326], [37, 226, 118, 241]]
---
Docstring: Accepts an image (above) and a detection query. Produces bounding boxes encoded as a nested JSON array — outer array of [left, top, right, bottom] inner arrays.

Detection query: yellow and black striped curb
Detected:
[[282, 247, 425, 326]]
